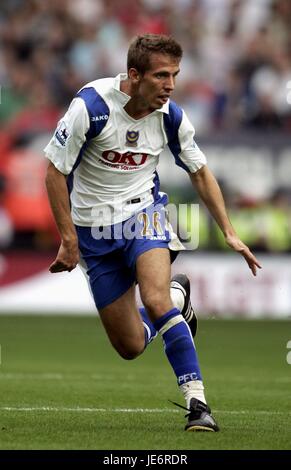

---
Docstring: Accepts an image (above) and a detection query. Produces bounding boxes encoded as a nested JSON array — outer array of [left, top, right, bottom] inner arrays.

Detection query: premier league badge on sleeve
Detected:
[[55, 121, 70, 147], [125, 130, 139, 147]]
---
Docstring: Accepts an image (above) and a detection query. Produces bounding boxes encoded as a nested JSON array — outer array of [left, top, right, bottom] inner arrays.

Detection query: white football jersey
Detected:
[[44, 74, 206, 226]]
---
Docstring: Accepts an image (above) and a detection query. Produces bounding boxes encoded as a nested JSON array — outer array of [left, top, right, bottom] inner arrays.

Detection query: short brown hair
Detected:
[[127, 34, 183, 75]]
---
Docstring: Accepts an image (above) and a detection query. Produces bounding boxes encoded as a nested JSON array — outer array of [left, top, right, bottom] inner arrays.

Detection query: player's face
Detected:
[[138, 53, 180, 110]]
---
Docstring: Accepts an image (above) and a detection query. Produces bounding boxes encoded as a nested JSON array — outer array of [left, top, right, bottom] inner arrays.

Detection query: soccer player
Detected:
[[44, 34, 261, 432]]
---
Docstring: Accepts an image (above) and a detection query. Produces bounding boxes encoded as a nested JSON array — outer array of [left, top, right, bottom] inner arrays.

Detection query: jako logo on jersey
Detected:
[[102, 150, 148, 166], [91, 115, 109, 122], [126, 130, 139, 147], [55, 121, 69, 146]]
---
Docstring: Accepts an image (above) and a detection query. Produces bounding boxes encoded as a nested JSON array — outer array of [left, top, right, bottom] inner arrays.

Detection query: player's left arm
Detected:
[[190, 165, 262, 276]]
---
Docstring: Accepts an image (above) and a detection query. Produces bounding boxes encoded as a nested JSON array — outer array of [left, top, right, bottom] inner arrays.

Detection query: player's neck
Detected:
[[120, 79, 153, 120], [124, 99, 153, 120]]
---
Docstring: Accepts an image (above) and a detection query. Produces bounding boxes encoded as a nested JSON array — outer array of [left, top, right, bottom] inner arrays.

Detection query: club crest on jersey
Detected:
[[55, 121, 69, 147], [126, 130, 139, 147]]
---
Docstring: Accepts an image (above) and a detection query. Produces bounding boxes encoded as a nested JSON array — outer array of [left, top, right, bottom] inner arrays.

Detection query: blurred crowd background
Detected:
[[0, 0, 291, 253]]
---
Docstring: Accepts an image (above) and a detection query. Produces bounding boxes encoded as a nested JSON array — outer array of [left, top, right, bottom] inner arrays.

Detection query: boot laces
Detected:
[[168, 399, 207, 419]]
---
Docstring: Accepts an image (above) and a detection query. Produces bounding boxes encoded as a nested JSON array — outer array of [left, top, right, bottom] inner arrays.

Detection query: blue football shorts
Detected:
[[76, 201, 181, 309]]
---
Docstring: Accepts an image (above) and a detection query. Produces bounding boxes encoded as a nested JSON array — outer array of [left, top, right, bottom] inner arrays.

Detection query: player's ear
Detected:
[[128, 68, 140, 84]]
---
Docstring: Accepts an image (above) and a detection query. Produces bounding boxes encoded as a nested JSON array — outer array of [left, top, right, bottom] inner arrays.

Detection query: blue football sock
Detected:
[[153, 308, 202, 384], [139, 307, 158, 346]]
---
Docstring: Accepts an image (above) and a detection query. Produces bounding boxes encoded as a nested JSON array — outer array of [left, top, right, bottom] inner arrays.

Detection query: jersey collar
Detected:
[[114, 73, 170, 114]]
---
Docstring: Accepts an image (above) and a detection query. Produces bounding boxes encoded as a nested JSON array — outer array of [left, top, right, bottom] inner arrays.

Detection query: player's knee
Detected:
[[141, 292, 171, 317], [118, 350, 139, 360], [115, 341, 144, 361]]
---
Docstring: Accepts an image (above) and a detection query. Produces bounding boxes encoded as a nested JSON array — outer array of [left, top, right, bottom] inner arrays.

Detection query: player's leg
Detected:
[[77, 225, 151, 360], [139, 272, 198, 342], [81, 266, 158, 358], [136, 248, 173, 319], [98, 283, 146, 360], [170, 274, 198, 338], [127, 202, 197, 340], [85, 265, 159, 358], [136, 247, 219, 432]]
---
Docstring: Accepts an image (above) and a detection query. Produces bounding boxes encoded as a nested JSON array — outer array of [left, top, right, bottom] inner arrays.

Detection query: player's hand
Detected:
[[225, 234, 262, 276], [49, 240, 80, 273]]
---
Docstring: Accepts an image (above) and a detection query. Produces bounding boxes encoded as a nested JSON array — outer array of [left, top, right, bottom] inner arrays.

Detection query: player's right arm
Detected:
[[44, 97, 90, 272], [45, 163, 79, 272]]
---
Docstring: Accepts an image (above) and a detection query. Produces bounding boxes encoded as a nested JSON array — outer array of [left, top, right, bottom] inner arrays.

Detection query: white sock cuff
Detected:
[[142, 322, 151, 343], [179, 380, 206, 407], [170, 286, 185, 312], [158, 314, 184, 336]]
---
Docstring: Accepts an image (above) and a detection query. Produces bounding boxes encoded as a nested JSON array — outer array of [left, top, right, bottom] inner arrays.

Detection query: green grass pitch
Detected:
[[0, 315, 290, 450]]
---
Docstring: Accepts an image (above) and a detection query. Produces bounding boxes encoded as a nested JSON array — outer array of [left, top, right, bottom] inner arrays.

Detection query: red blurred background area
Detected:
[[0, 251, 51, 287], [3, 148, 54, 231]]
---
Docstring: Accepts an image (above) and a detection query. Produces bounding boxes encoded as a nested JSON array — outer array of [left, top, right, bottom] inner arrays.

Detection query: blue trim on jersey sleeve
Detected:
[[163, 101, 190, 173], [152, 171, 160, 201], [151, 171, 168, 206], [76, 87, 110, 140], [67, 141, 88, 196]]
